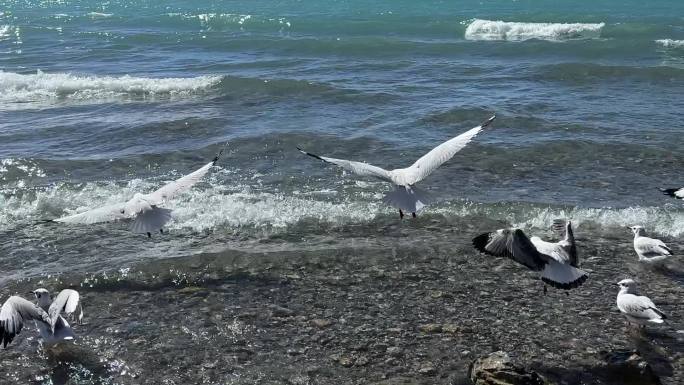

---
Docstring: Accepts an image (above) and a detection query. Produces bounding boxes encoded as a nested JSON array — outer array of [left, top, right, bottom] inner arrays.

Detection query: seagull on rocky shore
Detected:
[[659, 187, 683, 200], [472, 220, 588, 293], [0, 289, 83, 348], [616, 279, 666, 327], [298, 115, 495, 219], [54, 150, 222, 237], [628, 225, 672, 264]]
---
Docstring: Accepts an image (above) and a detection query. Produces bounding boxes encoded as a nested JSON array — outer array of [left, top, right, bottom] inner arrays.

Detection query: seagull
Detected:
[[54, 150, 222, 237], [298, 115, 495, 219], [628, 225, 672, 263], [660, 187, 683, 200], [0, 288, 83, 348], [472, 220, 588, 293], [616, 279, 666, 327]]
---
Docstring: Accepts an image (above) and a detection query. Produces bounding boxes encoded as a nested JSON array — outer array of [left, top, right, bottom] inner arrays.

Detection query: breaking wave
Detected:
[[0, 70, 222, 108], [464, 19, 605, 41], [656, 39, 684, 48]]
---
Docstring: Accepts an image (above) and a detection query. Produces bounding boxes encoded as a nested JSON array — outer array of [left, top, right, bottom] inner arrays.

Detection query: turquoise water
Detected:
[[0, 0, 683, 280]]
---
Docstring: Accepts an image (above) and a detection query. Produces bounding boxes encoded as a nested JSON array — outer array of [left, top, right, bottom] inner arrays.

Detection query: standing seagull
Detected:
[[628, 225, 672, 263], [472, 220, 587, 293], [616, 279, 666, 327], [55, 151, 222, 237], [0, 288, 83, 348], [298, 115, 495, 219], [660, 187, 683, 200]]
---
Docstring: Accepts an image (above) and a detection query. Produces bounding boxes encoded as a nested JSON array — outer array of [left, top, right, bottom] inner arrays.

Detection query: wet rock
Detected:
[[597, 350, 661, 385], [269, 305, 295, 317], [418, 323, 442, 333], [469, 351, 547, 385], [386, 346, 403, 357], [418, 364, 437, 376], [311, 318, 333, 328]]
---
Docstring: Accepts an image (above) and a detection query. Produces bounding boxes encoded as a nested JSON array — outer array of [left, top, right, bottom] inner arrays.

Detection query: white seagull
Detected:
[[0, 288, 83, 348], [55, 151, 222, 237], [298, 115, 495, 219], [616, 279, 666, 327], [628, 225, 672, 263], [660, 187, 684, 200], [472, 220, 588, 293]]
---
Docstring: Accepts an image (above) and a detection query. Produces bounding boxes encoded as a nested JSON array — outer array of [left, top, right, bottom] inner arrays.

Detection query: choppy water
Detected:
[[1, 1, 683, 279]]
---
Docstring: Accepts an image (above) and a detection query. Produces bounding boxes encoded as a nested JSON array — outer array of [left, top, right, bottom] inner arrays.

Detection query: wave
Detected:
[[656, 39, 684, 48], [464, 19, 605, 41], [2, 172, 683, 238], [0, 70, 222, 109]]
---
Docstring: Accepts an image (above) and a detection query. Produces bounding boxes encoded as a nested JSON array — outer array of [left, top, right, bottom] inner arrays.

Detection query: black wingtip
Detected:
[[296, 147, 325, 161], [212, 147, 225, 166], [541, 273, 588, 291], [472, 232, 491, 254], [481, 114, 496, 128], [659, 188, 681, 199]]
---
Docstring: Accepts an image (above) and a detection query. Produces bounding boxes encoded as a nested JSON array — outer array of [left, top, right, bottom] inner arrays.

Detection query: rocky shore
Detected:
[[0, 227, 682, 384]]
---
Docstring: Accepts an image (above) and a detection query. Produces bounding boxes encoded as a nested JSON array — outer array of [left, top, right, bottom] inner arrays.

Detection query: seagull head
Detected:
[[31, 288, 52, 307], [617, 278, 637, 293], [627, 225, 645, 236]]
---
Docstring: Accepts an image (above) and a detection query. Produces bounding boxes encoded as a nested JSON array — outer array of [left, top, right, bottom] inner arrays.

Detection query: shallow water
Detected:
[[0, 0, 683, 383]]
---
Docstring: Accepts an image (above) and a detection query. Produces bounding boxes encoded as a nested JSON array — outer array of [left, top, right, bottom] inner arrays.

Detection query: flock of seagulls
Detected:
[[0, 114, 678, 351]]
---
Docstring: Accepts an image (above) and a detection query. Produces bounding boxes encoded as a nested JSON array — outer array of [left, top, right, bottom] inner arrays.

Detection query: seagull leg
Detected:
[[160, 228, 164, 234], [543, 285, 547, 295], [565, 291, 569, 296], [412, 212, 416, 218], [399, 209, 404, 219], [147, 232, 151, 238]]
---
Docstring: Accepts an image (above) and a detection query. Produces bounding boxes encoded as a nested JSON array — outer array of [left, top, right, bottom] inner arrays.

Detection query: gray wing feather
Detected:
[[0, 296, 51, 348], [618, 294, 666, 320], [130, 207, 173, 234], [48, 289, 83, 330], [473, 228, 547, 271], [297, 148, 393, 182]]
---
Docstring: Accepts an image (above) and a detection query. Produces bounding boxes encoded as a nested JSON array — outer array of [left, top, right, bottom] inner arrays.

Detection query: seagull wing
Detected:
[[618, 293, 667, 321], [48, 289, 83, 330], [397, 115, 495, 186], [530, 237, 571, 264], [297, 148, 393, 182], [472, 228, 547, 271], [635, 237, 672, 257], [130, 207, 173, 234], [0, 296, 51, 348], [54, 202, 128, 224], [146, 158, 219, 205]]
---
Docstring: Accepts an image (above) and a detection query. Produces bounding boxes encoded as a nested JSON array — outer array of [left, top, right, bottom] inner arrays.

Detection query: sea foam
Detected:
[[464, 19, 605, 41], [0, 70, 222, 108], [655, 39, 684, 48]]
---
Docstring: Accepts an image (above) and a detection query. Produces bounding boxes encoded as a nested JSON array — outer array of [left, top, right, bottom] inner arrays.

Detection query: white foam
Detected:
[[0, 70, 222, 108], [87, 12, 113, 18], [464, 19, 605, 41], [655, 39, 684, 48]]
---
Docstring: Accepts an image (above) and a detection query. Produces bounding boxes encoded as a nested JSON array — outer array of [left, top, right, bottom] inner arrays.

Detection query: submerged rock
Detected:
[[597, 350, 661, 385], [469, 351, 547, 385]]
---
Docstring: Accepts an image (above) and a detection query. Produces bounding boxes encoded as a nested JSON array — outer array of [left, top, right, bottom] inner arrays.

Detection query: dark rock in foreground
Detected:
[[469, 351, 547, 385]]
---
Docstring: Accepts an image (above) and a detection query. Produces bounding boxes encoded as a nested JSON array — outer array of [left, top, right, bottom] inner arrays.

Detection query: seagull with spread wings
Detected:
[[616, 279, 666, 327], [0, 288, 83, 348], [54, 150, 222, 237], [298, 115, 495, 219], [472, 220, 588, 293]]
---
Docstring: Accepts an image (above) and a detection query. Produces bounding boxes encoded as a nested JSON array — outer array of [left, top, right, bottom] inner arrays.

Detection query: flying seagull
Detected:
[[660, 187, 683, 200], [616, 279, 666, 327], [55, 150, 222, 237], [0, 288, 83, 348], [628, 225, 672, 263], [298, 115, 495, 219], [472, 220, 588, 293]]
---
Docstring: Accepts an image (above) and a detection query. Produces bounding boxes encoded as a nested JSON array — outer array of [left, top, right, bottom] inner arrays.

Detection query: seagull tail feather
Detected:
[[540, 262, 588, 290]]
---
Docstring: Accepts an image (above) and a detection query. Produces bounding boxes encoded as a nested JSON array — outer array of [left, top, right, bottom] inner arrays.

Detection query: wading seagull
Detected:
[[298, 115, 495, 219], [55, 150, 222, 237], [660, 187, 684, 200], [628, 225, 672, 263], [472, 220, 588, 293], [616, 279, 666, 327], [0, 288, 83, 348]]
